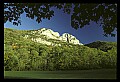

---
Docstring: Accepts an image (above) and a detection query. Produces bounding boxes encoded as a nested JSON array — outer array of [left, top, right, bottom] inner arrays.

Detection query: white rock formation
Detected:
[[24, 28, 83, 46], [59, 33, 81, 45], [39, 28, 60, 40], [32, 38, 52, 45]]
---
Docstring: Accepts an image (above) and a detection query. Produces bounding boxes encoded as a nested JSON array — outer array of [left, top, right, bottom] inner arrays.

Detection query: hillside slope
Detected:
[[84, 41, 117, 52], [4, 28, 83, 46], [4, 28, 117, 71]]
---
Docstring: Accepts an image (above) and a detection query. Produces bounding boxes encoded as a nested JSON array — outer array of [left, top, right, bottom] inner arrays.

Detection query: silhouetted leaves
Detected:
[[4, 3, 117, 37]]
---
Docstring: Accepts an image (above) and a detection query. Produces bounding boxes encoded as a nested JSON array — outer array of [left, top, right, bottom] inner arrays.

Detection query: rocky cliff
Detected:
[[24, 28, 83, 46]]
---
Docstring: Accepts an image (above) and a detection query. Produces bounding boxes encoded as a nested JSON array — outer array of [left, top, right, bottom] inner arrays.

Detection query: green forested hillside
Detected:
[[4, 28, 117, 71], [85, 41, 117, 52]]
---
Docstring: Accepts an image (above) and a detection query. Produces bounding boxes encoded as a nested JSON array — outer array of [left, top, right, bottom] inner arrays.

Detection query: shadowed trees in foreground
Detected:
[[4, 3, 117, 37]]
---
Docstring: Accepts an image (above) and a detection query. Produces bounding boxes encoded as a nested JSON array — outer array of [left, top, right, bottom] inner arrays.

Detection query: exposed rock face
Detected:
[[24, 28, 83, 46], [31, 38, 52, 45], [59, 33, 81, 45], [39, 28, 60, 40]]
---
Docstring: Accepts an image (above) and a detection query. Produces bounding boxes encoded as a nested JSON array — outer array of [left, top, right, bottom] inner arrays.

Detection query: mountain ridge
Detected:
[[4, 27, 83, 46]]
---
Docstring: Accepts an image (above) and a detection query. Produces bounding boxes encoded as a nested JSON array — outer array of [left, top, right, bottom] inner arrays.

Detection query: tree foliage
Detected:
[[84, 41, 117, 52], [4, 28, 117, 71], [4, 3, 117, 37]]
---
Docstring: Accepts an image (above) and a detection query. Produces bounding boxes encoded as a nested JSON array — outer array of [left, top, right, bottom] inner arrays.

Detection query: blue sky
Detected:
[[4, 6, 117, 44]]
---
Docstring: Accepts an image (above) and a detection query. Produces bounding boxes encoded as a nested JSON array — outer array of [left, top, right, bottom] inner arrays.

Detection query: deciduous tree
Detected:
[[4, 3, 117, 37]]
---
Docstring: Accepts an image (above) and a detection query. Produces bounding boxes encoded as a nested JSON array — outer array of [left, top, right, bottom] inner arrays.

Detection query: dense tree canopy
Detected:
[[85, 41, 117, 52], [4, 28, 117, 71], [4, 3, 117, 37]]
